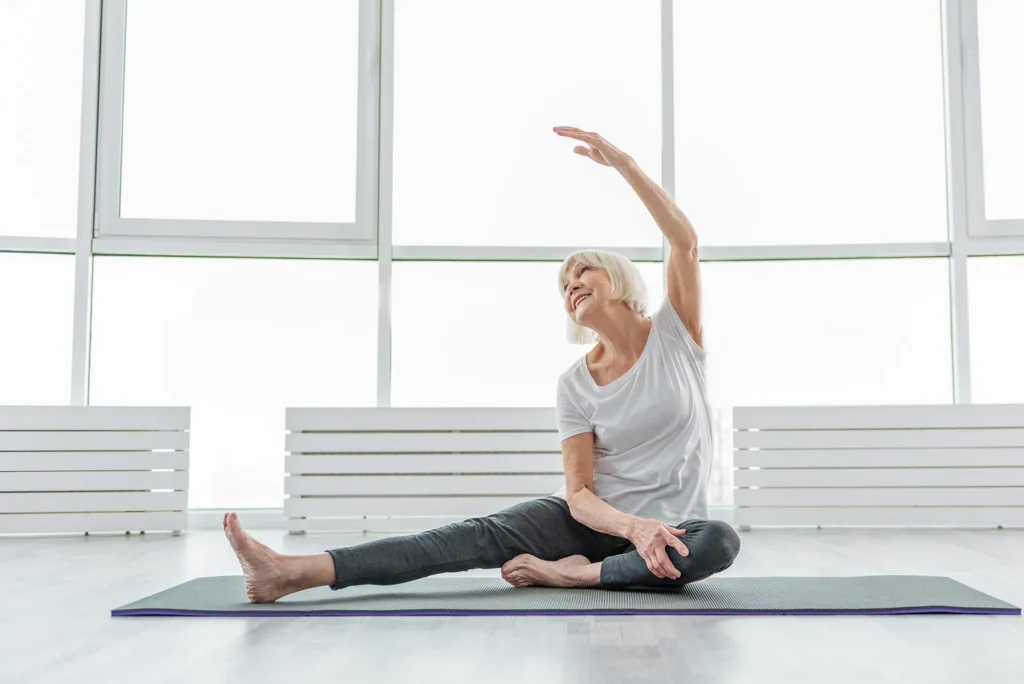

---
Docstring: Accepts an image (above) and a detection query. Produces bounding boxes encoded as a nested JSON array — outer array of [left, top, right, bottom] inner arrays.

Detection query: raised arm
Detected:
[[553, 126, 703, 346]]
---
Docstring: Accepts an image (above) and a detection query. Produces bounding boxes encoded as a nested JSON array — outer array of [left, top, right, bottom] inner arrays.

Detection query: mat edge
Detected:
[[112, 607, 1022, 618]]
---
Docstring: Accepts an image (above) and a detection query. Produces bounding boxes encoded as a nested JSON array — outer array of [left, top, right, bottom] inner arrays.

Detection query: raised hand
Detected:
[[553, 126, 634, 170]]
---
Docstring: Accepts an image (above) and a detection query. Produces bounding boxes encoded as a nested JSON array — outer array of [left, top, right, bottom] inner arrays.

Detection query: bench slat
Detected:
[[0, 471, 188, 492], [0, 452, 189, 472], [0, 431, 189, 452], [733, 448, 1024, 468], [734, 428, 1024, 450], [285, 496, 535, 518], [735, 467, 1024, 488], [286, 517, 469, 533], [286, 453, 562, 474], [735, 507, 1024, 527], [0, 512, 186, 534], [734, 404, 1024, 430], [0, 491, 187, 513], [287, 407, 556, 432], [735, 487, 1024, 507], [0, 406, 190, 431], [287, 431, 558, 454], [285, 474, 563, 496]]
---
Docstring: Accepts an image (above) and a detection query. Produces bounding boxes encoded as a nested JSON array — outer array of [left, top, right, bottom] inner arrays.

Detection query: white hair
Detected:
[[557, 249, 649, 345]]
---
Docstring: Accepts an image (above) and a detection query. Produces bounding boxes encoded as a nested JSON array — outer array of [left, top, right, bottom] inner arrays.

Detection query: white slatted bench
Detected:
[[285, 407, 565, 534], [733, 404, 1024, 529], [0, 406, 190, 536]]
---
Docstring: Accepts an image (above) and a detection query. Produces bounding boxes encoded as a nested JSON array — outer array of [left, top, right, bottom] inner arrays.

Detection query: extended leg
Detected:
[[223, 497, 609, 602], [324, 497, 604, 591]]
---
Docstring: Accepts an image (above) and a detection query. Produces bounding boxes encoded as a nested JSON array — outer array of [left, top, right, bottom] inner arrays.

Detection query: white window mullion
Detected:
[[390, 243, 956, 263], [0, 238, 76, 255], [965, 236, 1024, 256], [391, 245, 664, 263], [943, 0, 972, 403], [94, 0, 125, 239], [377, 0, 394, 408], [660, 0, 676, 291], [91, 236, 375, 260], [357, 0, 382, 248], [71, 0, 103, 406]]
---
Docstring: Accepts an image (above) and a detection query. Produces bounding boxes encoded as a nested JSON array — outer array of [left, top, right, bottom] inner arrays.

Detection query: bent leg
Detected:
[[326, 496, 614, 590], [599, 519, 741, 590]]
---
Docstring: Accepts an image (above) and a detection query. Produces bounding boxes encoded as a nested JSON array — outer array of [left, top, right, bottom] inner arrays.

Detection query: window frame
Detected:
[[92, 0, 381, 245], [958, 0, 1024, 237]]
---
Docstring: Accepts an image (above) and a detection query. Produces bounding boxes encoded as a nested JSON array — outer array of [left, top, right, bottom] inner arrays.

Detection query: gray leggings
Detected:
[[325, 496, 741, 591]]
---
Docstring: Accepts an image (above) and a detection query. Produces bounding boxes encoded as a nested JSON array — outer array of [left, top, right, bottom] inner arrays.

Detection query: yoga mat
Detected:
[[112, 575, 1020, 617]]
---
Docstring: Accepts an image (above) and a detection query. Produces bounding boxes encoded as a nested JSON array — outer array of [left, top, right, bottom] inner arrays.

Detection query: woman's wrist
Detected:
[[614, 155, 638, 175], [622, 514, 643, 541]]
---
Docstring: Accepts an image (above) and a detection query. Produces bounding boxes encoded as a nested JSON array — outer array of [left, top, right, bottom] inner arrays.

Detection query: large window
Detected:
[[96, 0, 376, 240], [0, 254, 75, 404], [0, 1, 85, 238], [391, 261, 665, 407], [391, 0, 663, 247], [968, 256, 1024, 403], [673, 0, 947, 246], [89, 257, 378, 509], [6, 2, 1024, 517], [976, 0, 1024, 221], [701, 258, 954, 407]]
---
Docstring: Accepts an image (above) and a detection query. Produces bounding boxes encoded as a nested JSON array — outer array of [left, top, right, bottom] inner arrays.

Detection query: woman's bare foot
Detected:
[[222, 512, 293, 603], [501, 554, 593, 588]]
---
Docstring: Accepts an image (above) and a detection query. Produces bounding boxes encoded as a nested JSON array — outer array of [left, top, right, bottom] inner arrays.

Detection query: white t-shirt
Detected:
[[552, 293, 713, 524]]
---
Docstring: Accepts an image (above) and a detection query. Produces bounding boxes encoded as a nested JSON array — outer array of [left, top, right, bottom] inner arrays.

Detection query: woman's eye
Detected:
[[564, 266, 588, 292]]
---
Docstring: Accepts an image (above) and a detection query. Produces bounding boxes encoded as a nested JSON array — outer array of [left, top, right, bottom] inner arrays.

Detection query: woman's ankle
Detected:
[[567, 561, 602, 588], [282, 553, 337, 591]]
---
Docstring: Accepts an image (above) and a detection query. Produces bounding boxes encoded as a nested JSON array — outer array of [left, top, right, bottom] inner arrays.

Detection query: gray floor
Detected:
[[3, 526, 1023, 684]]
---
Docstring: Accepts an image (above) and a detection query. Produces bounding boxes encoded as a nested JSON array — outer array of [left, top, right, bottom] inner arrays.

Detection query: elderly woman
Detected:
[[223, 127, 740, 603]]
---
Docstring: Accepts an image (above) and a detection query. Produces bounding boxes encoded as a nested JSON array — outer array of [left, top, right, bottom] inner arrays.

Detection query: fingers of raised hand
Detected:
[[554, 126, 600, 142]]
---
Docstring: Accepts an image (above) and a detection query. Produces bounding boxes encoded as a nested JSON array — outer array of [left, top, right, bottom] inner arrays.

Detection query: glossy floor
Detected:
[[3, 526, 1022, 684]]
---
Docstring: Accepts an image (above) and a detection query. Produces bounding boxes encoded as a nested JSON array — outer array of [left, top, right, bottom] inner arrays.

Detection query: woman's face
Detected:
[[563, 261, 609, 322]]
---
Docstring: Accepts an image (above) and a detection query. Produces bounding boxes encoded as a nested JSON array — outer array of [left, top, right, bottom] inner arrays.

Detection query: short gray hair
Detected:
[[557, 249, 649, 345]]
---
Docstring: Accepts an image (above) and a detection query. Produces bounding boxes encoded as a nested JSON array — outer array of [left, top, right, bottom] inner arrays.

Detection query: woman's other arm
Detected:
[[561, 431, 641, 539]]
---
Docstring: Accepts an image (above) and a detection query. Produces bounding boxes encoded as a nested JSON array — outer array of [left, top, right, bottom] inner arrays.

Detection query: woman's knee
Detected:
[[674, 519, 741, 574], [705, 520, 741, 564]]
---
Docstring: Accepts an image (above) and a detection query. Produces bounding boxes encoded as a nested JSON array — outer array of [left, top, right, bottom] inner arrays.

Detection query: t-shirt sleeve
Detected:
[[653, 293, 707, 366], [555, 376, 593, 442]]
